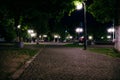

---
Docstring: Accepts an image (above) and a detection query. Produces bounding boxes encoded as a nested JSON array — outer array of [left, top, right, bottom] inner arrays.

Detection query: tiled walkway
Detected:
[[18, 47, 120, 80]]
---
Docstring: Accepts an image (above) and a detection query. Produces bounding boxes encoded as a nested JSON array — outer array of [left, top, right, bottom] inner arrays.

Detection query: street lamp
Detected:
[[17, 25, 21, 29], [88, 36, 93, 40], [107, 35, 111, 39], [17, 25, 21, 42], [75, 0, 87, 50], [28, 29, 33, 34], [54, 35, 58, 42], [17, 25, 24, 48], [54, 34, 60, 42], [75, 27, 83, 40], [107, 27, 115, 42], [74, 1, 83, 10], [28, 29, 37, 43], [75, 27, 83, 33]]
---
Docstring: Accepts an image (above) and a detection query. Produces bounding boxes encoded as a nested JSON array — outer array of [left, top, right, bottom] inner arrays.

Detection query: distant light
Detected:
[[28, 29, 33, 34], [54, 35, 58, 38], [43, 35, 47, 38], [39, 35, 41, 38], [66, 35, 73, 39], [58, 36, 61, 39], [69, 36, 73, 39], [17, 25, 21, 29], [75, 28, 83, 33], [107, 35, 111, 39], [101, 36, 104, 39], [107, 28, 115, 33], [27, 29, 36, 37], [65, 30, 68, 33], [31, 33, 36, 37], [81, 36, 84, 39], [88, 36, 93, 40]]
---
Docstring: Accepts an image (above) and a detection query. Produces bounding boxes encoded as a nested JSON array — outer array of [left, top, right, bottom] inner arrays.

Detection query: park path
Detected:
[[18, 47, 120, 80]]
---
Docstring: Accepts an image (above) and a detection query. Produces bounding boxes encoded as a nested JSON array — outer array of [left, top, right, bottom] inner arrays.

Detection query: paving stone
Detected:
[[18, 47, 120, 80]]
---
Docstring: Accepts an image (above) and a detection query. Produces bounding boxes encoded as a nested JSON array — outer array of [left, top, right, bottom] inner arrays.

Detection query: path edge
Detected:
[[11, 48, 43, 80]]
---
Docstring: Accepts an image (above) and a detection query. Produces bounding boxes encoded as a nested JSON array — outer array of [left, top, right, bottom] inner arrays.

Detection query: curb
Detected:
[[11, 48, 43, 80]]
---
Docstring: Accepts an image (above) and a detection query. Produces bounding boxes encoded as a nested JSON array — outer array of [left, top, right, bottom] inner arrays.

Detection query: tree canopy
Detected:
[[88, 0, 115, 23], [2, 0, 114, 42], [1, 0, 84, 41]]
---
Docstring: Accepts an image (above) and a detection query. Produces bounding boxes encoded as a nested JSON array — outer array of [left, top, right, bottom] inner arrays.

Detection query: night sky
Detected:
[[61, 8, 110, 39]]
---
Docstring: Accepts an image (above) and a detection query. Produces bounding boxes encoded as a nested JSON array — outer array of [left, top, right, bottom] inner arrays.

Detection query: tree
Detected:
[[114, 0, 120, 51], [88, 0, 120, 51], [24, 10, 50, 36], [0, 0, 85, 42], [88, 0, 115, 23], [0, 6, 17, 42], [0, 18, 16, 42]]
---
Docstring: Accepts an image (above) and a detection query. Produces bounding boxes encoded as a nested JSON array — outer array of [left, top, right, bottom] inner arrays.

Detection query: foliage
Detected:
[[88, 0, 115, 23], [26, 11, 50, 35], [0, 17, 16, 42], [0, 0, 86, 41]]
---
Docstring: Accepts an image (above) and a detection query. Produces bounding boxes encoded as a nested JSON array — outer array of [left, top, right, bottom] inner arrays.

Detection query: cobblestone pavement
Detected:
[[18, 47, 120, 80]]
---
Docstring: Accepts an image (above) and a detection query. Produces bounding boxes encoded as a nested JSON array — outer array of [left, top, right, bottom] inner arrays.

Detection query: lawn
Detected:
[[64, 43, 83, 47], [0, 44, 41, 80], [88, 47, 120, 58]]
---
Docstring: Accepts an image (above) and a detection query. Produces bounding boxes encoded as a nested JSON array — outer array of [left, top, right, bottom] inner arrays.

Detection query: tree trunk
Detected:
[[114, 1, 120, 51], [114, 0, 120, 52], [114, 26, 120, 51]]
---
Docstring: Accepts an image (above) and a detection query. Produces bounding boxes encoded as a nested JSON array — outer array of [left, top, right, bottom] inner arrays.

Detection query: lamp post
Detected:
[[112, 19, 115, 42], [17, 25, 21, 42], [75, 0, 87, 50], [83, 2, 87, 50], [107, 19, 115, 42], [17, 25, 24, 48], [54, 35, 58, 42]]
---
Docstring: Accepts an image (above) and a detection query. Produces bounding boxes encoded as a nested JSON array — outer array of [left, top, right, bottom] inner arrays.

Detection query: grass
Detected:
[[88, 47, 120, 58], [0, 44, 41, 80], [64, 43, 83, 47]]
